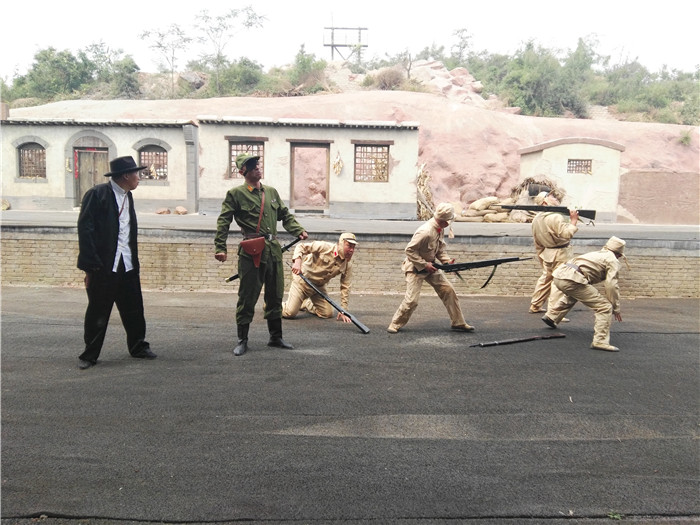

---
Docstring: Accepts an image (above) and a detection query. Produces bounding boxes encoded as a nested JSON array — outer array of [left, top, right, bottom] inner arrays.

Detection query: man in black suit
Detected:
[[77, 156, 156, 369]]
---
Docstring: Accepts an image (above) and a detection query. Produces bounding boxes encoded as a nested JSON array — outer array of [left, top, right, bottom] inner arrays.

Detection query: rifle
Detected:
[[501, 205, 596, 221], [289, 265, 370, 334], [469, 333, 566, 347], [433, 256, 532, 289], [225, 237, 301, 283]]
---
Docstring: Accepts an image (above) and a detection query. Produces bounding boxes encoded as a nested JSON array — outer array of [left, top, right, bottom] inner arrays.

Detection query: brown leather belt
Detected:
[[552, 242, 570, 249], [243, 233, 276, 240]]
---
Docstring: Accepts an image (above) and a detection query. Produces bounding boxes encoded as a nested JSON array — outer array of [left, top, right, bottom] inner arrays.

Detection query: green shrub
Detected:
[[361, 74, 375, 88], [679, 129, 693, 146]]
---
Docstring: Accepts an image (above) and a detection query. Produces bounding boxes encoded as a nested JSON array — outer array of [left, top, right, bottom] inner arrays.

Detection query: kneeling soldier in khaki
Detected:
[[542, 236, 628, 352], [283, 233, 357, 323]]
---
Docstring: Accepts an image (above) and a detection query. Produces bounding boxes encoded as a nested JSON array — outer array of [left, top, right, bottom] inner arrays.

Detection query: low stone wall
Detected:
[[2, 226, 698, 298]]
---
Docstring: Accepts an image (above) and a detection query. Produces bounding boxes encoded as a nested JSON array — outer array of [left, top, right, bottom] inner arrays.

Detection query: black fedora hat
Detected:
[[104, 156, 147, 177]]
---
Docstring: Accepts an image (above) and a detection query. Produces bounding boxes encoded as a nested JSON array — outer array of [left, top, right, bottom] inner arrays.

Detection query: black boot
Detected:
[[234, 324, 250, 356], [267, 318, 294, 349]]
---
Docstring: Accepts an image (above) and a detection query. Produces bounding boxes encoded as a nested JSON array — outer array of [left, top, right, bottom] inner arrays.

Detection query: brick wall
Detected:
[[2, 228, 698, 298]]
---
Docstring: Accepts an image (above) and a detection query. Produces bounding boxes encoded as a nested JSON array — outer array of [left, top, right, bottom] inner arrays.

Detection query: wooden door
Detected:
[[75, 149, 109, 206]]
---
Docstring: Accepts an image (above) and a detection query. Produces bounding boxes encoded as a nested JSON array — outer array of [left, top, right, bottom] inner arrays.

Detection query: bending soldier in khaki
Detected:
[[530, 191, 579, 313], [283, 233, 357, 323], [388, 203, 474, 334], [542, 236, 627, 352]]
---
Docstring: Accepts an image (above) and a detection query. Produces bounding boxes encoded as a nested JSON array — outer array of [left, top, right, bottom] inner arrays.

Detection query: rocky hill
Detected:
[[9, 61, 699, 224]]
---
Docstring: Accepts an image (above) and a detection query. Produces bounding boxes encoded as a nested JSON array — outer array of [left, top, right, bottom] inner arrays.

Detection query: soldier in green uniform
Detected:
[[215, 153, 308, 356]]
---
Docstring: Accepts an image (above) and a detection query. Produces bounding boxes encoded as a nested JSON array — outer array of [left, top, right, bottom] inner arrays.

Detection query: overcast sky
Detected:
[[1, 0, 697, 82]]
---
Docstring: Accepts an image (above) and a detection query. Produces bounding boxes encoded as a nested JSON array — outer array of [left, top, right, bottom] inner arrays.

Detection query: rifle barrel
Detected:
[[469, 333, 566, 347], [292, 268, 370, 334], [501, 205, 596, 221], [434, 257, 532, 273]]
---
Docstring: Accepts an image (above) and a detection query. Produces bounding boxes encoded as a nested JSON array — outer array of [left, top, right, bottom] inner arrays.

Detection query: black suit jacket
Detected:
[[77, 182, 139, 273]]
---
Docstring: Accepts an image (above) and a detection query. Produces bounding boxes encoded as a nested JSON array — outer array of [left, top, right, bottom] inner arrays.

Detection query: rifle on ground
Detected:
[[469, 333, 566, 347], [225, 237, 301, 283], [289, 265, 370, 334], [501, 205, 596, 221], [433, 256, 532, 289]]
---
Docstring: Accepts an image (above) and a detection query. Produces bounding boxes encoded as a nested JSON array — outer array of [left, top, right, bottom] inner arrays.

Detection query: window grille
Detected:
[[567, 159, 592, 175], [229, 142, 264, 178], [138, 146, 168, 180], [354, 144, 389, 182], [19, 143, 46, 178]]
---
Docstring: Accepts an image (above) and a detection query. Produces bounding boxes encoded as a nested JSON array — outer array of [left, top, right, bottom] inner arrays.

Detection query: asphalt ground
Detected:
[[1, 285, 698, 524]]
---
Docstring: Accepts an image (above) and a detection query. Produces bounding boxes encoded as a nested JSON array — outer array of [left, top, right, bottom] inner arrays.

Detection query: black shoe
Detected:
[[268, 338, 294, 349], [234, 340, 249, 356], [78, 359, 95, 370], [132, 348, 157, 359], [542, 316, 557, 329]]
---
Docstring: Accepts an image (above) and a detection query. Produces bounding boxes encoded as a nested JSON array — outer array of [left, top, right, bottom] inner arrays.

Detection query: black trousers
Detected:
[[79, 260, 149, 363]]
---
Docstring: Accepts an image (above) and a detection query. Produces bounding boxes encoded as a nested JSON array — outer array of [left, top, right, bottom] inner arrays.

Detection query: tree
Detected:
[[288, 45, 327, 91], [195, 7, 265, 96], [11, 47, 94, 100], [110, 57, 141, 98], [415, 44, 447, 63], [85, 40, 125, 83], [140, 24, 192, 97], [449, 28, 472, 66], [205, 57, 263, 96]]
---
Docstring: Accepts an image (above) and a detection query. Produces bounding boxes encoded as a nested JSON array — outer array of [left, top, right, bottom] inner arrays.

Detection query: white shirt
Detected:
[[110, 179, 134, 272]]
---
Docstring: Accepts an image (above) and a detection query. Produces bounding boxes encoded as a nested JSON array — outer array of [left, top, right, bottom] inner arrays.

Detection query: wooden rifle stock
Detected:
[[225, 237, 301, 283], [501, 205, 596, 221], [292, 268, 370, 334]]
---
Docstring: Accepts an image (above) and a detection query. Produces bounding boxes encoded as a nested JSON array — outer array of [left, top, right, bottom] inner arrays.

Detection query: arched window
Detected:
[[138, 145, 168, 180], [18, 142, 47, 179]]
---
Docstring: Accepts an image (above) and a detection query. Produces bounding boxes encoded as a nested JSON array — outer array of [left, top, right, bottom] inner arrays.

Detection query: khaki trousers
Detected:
[[389, 271, 466, 329], [548, 277, 613, 346], [530, 248, 571, 311], [282, 277, 334, 319]]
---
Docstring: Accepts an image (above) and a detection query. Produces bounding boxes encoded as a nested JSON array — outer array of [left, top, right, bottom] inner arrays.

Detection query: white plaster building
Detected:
[[1, 110, 420, 219], [518, 137, 625, 222]]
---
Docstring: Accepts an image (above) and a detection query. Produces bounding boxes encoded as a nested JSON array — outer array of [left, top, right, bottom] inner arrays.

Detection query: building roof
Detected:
[[518, 137, 625, 155]]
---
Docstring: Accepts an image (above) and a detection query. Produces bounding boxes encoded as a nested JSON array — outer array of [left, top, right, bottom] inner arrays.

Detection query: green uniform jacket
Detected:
[[215, 183, 305, 263]]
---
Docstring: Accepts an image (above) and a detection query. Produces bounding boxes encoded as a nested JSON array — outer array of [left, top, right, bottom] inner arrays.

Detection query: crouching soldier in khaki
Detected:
[[542, 236, 628, 352], [387, 203, 474, 334], [283, 233, 357, 323]]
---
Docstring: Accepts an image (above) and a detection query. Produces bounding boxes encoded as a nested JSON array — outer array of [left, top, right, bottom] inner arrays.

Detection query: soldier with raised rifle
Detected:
[[528, 191, 579, 314], [387, 203, 475, 334]]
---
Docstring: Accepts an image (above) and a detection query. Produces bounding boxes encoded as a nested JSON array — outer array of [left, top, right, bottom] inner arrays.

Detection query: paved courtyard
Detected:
[[1, 285, 698, 524]]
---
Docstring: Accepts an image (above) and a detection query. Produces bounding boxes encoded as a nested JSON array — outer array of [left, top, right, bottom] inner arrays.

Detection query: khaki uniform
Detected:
[[283, 241, 353, 319], [388, 218, 469, 330], [546, 249, 621, 347], [530, 212, 578, 311]]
